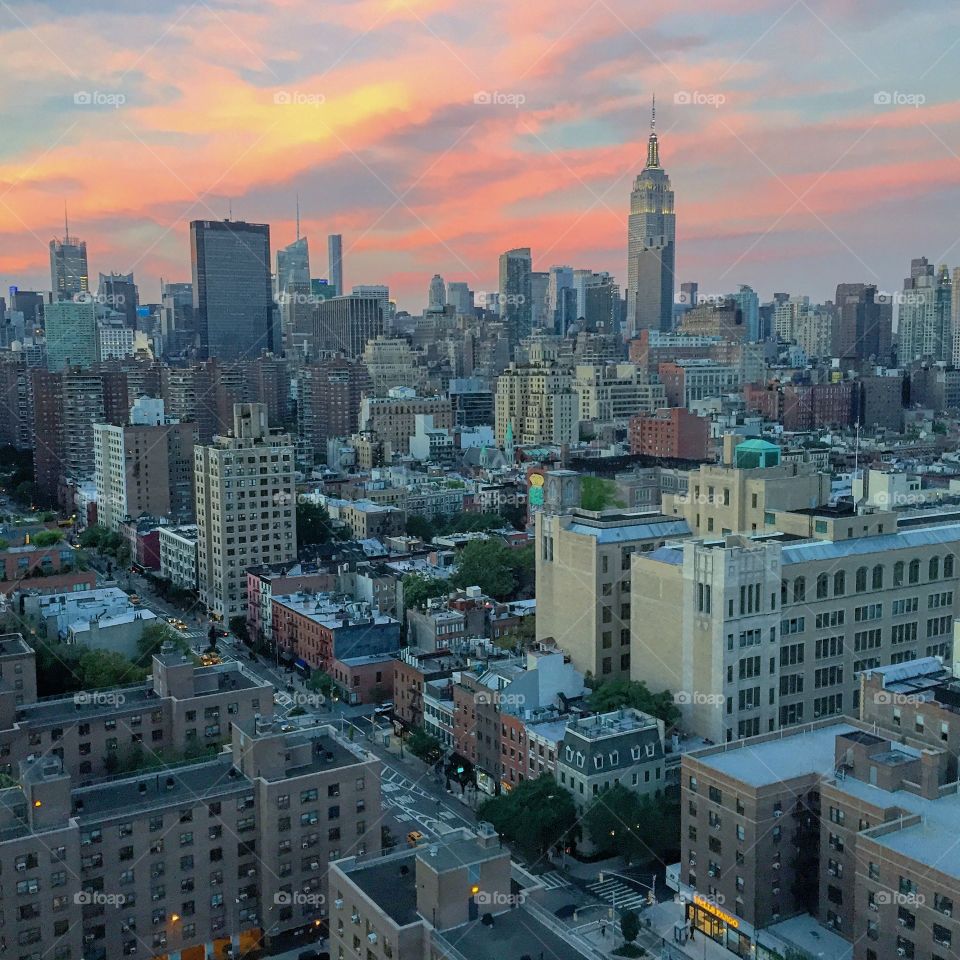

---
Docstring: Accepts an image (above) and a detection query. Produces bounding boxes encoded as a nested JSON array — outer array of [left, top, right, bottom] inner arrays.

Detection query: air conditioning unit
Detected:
[[773, 810, 782, 818], [238, 893, 248, 901], [334, 899, 344, 910], [943, 908, 952, 917], [367, 933, 378, 944], [868, 902, 878, 912], [351, 913, 360, 924], [772, 862, 781, 870], [897, 950, 906, 957], [708, 869, 717, 878], [828, 867, 837, 876], [310, 861, 319, 870], [15, 862, 26, 871], [898, 918, 906, 926], [772, 887, 781, 896]]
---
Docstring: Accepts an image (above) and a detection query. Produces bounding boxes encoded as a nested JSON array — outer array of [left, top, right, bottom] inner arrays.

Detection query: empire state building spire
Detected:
[[646, 94, 660, 168]]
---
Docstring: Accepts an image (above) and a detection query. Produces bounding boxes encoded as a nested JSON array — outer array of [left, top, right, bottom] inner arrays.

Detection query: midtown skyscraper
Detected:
[[328, 233, 343, 296], [897, 258, 952, 364], [49, 217, 89, 301], [191, 219, 273, 361], [626, 100, 675, 337], [834, 282, 893, 364], [498, 246, 533, 345]]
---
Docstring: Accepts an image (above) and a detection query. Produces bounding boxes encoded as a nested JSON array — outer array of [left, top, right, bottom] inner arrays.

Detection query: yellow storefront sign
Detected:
[[694, 894, 739, 929]]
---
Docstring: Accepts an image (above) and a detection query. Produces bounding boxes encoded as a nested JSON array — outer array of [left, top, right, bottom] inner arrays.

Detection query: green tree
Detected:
[[407, 727, 442, 764], [583, 786, 680, 863], [493, 614, 536, 652], [402, 573, 449, 611], [620, 909, 640, 945], [588, 678, 681, 728], [477, 775, 576, 860], [451, 540, 517, 599], [229, 616, 250, 644], [405, 515, 437, 541], [79, 526, 107, 550], [297, 501, 337, 546], [581, 476, 625, 512], [136, 622, 183, 666], [31, 529, 64, 547], [78, 649, 146, 688]]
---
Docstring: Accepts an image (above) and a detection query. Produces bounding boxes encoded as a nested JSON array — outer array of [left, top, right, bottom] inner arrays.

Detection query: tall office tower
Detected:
[[328, 233, 343, 295], [276, 235, 312, 356], [191, 219, 273, 361], [315, 295, 385, 359], [160, 281, 194, 354], [728, 285, 760, 341], [446, 281, 474, 315], [427, 274, 447, 312], [195, 403, 296, 618], [8, 288, 45, 331], [833, 282, 894, 364], [49, 217, 89, 301], [94, 398, 196, 531], [45, 299, 98, 371], [952, 267, 960, 366], [530, 270, 550, 330], [897, 259, 952, 364], [556, 286, 579, 336], [571, 268, 592, 320], [296, 357, 371, 460], [626, 99, 675, 336], [679, 281, 698, 308], [583, 272, 620, 333], [498, 247, 533, 345], [547, 266, 573, 329], [97, 272, 139, 327]]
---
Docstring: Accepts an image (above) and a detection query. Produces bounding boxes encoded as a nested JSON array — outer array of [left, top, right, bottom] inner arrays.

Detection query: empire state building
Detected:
[[626, 99, 675, 337]]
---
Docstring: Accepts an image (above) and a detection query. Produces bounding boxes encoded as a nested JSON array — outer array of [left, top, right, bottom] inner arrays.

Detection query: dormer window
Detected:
[[609, 751, 619, 766], [631, 746, 641, 761], [646, 743, 656, 758], [594, 755, 604, 770]]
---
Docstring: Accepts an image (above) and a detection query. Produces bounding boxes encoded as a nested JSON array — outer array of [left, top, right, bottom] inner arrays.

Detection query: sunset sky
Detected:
[[1, 0, 959, 311]]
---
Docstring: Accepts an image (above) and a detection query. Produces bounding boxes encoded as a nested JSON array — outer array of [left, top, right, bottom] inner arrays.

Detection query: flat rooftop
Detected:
[[346, 852, 420, 926], [691, 722, 857, 787], [829, 776, 960, 881], [19, 683, 158, 724], [273, 730, 368, 779], [415, 836, 505, 875], [436, 906, 593, 960], [72, 756, 248, 821]]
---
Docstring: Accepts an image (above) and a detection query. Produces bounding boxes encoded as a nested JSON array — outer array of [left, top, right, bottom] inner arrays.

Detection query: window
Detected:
[[909, 559, 920, 584], [855, 567, 867, 592], [945, 554, 954, 577], [894, 561, 904, 586], [872, 565, 884, 589], [793, 577, 805, 601], [833, 571, 845, 596], [930, 556, 940, 580], [817, 573, 829, 599]]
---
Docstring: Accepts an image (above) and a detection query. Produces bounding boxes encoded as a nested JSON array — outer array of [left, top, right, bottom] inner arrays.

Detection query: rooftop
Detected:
[[829, 776, 960, 881], [435, 905, 594, 960], [273, 592, 398, 630], [691, 721, 858, 787], [343, 852, 420, 926]]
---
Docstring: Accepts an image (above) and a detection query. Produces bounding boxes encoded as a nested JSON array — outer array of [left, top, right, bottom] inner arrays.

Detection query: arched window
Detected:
[[817, 573, 829, 599], [793, 577, 805, 602], [893, 561, 904, 586], [833, 571, 845, 596], [929, 556, 940, 581], [872, 565, 884, 590], [909, 559, 920, 585], [855, 567, 867, 593], [945, 554, 955, 578], [781, 581, 788, 606]]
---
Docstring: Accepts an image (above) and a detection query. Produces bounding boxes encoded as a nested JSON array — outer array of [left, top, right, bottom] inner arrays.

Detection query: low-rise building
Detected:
[[245, 562, 336, 648]]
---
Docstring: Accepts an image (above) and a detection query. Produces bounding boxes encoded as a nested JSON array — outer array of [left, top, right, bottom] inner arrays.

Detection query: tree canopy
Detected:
[[477, 775, 576, 860], [401, 573, 449, 611], [451, 539, 534, 600], [580, 476, 625, 512], [588, 678, 681, 728], [583, 784, 679, 864], [297, 501, 341, 547]]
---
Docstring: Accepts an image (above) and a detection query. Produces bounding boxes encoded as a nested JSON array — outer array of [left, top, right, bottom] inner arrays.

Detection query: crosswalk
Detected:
[[538, 871, 570, 890], [587, 877, 649, 912]]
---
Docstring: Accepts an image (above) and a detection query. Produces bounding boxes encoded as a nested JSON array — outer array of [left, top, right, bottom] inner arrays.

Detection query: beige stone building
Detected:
[[631, 509, 960, 743], [195, 403, 296, 619], [358, 388, 452, 456], [661, 457, 831, 537], [572, 362, 666, 425], [535, 508, 691, 680], [494, 360, 578, 446]]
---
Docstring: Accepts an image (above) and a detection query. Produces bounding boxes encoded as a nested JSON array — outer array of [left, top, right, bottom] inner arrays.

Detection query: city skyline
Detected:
[[0, 1, 958, 310]]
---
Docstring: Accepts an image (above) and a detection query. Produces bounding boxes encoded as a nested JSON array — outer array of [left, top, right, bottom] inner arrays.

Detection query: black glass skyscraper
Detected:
[[191, 219, 273, 361]]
